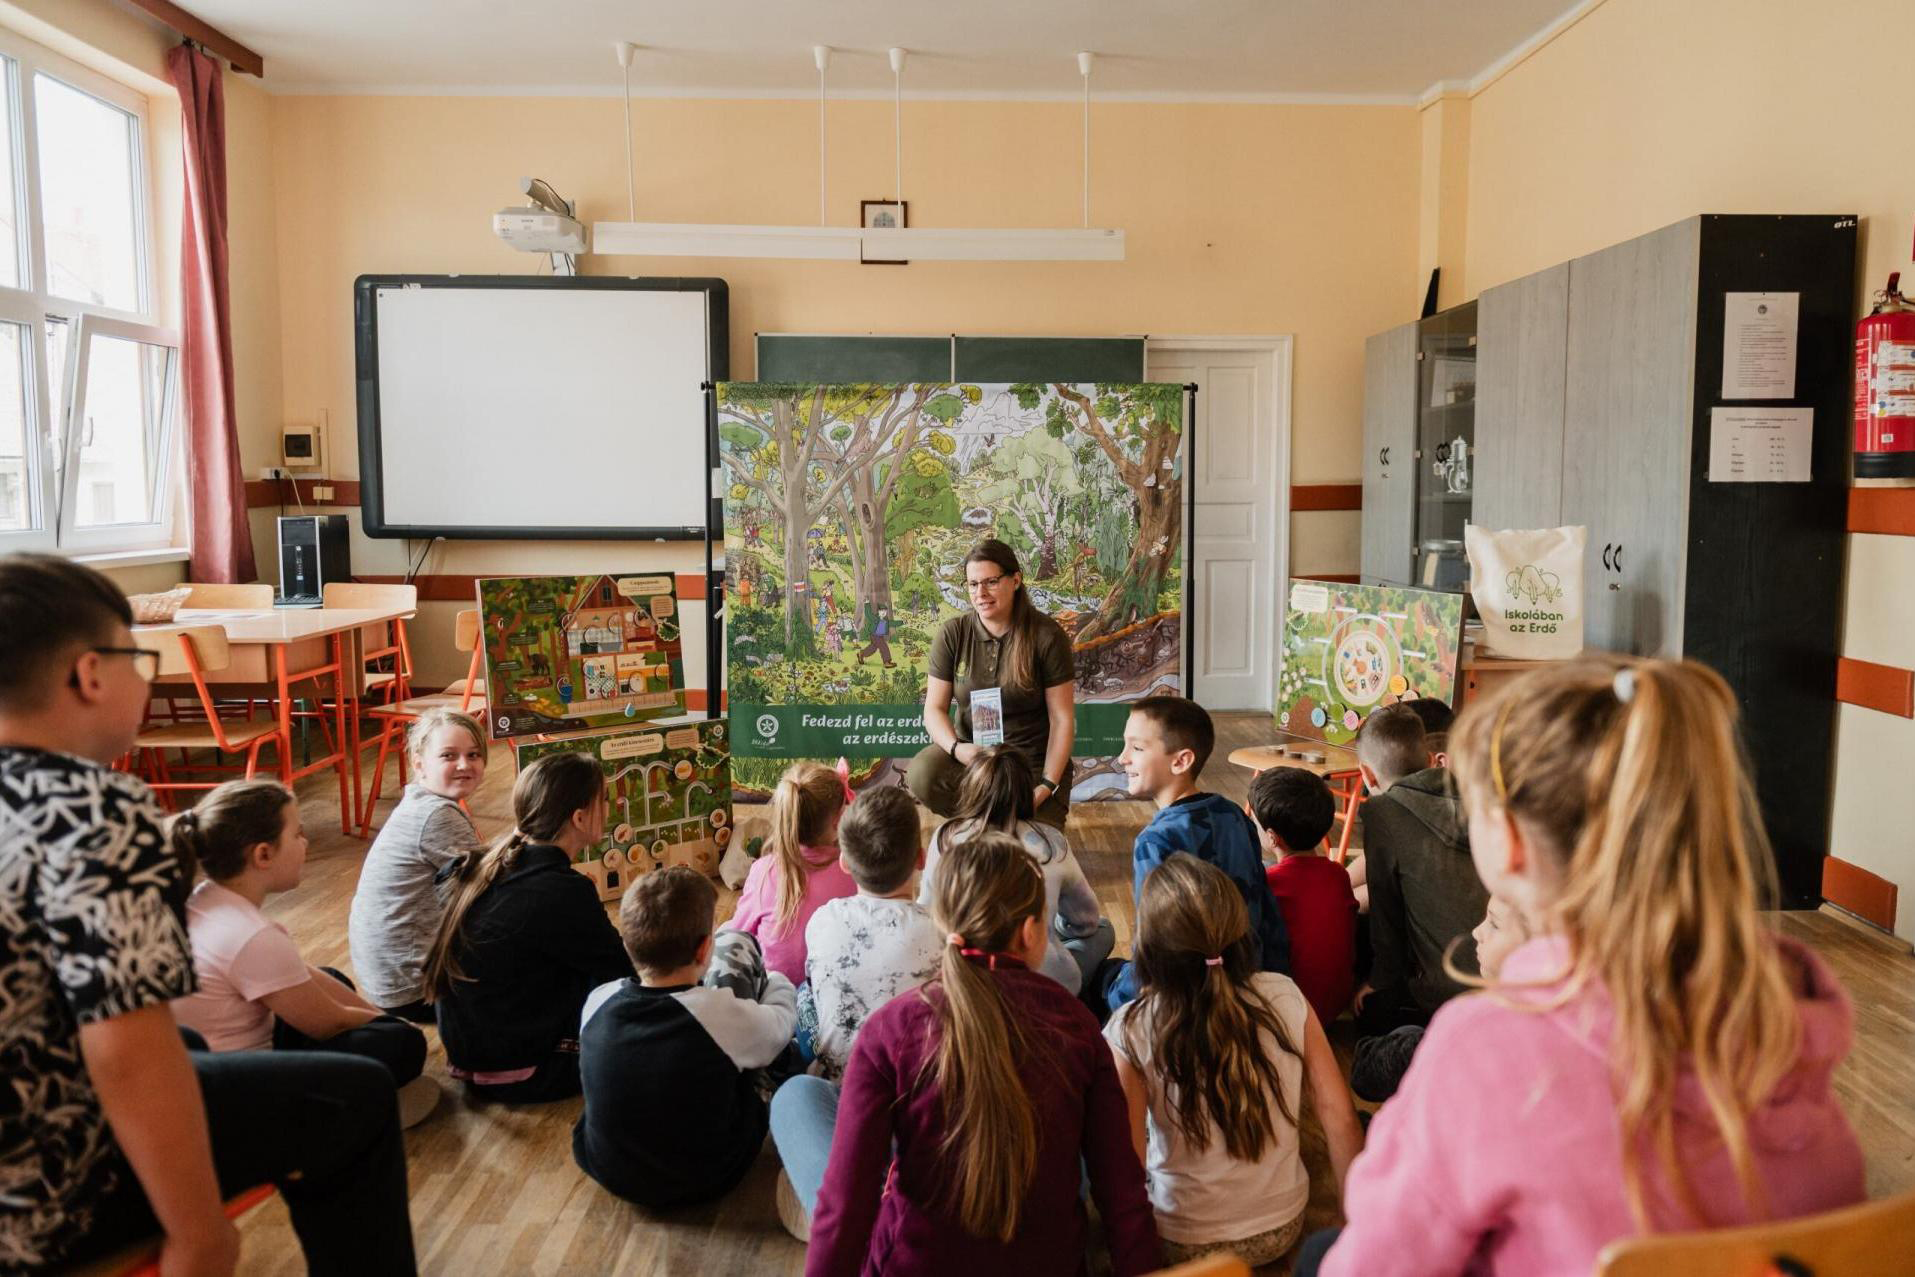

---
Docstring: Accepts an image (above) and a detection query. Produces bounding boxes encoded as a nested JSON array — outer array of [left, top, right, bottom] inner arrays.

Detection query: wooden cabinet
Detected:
[[1363, 214, 1856, 907], [1360, 323, 1417, 584]]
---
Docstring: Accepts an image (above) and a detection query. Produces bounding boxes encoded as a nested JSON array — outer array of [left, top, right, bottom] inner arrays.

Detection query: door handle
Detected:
[[1613, 544, 1623, 574], [1602, 543, 1613, 571]]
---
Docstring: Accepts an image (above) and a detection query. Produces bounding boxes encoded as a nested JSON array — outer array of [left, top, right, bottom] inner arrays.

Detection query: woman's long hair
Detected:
[[1450, 656, 1801, 1230], [1125, 853, 1302, 1162], [964, 538, 1043, 692], [920, 830, 1048, 1242], [422, 751, 605, 998], [766, 761, 846, 932]]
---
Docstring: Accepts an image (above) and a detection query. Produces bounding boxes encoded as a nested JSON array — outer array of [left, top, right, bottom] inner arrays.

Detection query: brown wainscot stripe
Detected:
[[1291, 483, 1363, 512], [1849, 487, 1915, 537], [1835, 656, 1915, 718], [355, 573, 710, 602], [1822, 856, 1899, 933]]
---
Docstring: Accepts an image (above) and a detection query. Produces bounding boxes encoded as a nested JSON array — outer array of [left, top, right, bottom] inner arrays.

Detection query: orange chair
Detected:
[[1145, 1257, 1251, 1277], [147, 583, 276, 725], [62, 1184, 277, 1277], [1598, 1186, 1915, 1277], [131, 627, 285, 806], [358, 608, 488, 834]]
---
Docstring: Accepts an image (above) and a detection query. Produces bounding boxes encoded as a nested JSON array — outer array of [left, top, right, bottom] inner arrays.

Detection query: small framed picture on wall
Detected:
[[861, 199, 908, 265]]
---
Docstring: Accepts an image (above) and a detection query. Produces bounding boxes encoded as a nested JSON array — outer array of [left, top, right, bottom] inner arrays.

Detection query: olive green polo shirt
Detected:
[[928, 611, 1075, 777]]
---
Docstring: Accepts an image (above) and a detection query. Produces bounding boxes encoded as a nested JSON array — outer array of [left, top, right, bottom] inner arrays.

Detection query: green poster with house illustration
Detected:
[[476, 573, 686, 739], [720, 381, 1186, 800]]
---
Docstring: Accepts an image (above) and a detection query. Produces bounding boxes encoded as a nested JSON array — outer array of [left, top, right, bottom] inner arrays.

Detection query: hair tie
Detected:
[[946, 932, 965, 947], [1613, 668, 1637, 704], [959, 947, 1004, 970], [1204, 955, 1223, 967]]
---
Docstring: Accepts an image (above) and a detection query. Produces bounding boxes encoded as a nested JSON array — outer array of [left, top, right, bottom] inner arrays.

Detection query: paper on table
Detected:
[[1722, 292, 1799, 399], [1708, 407, 1812, 482]]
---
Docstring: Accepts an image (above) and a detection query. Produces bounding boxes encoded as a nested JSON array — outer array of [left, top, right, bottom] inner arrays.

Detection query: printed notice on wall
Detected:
[[1721, 292, 1799, 399], [1708, 407, 1812, 482]]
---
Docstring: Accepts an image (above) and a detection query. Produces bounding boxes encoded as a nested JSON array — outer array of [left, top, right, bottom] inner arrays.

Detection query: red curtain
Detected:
[[165, 43, 255, 583]]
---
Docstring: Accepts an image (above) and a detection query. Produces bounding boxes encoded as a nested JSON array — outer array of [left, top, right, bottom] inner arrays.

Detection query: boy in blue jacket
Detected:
[[1102, 696, 1291, 1012]]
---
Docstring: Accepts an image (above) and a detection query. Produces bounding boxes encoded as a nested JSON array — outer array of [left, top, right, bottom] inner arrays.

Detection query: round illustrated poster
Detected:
[[1321, 614, 1404, 717]]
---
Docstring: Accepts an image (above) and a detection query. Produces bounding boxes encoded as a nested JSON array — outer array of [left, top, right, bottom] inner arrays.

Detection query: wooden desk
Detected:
[[1227, 734, 1365, 861], [136, 606, 416, 833]]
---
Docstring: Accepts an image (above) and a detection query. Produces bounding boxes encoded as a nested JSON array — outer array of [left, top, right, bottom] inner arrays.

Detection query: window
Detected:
[[0, 28, 178, 554]]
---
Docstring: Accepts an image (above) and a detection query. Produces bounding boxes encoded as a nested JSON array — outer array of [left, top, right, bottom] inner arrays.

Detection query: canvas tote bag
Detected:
[[1464, 524, 1586, 660]]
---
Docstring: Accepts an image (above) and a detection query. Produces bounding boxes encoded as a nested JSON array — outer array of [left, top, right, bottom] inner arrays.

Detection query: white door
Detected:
[[1150, 340, 1290, 711]]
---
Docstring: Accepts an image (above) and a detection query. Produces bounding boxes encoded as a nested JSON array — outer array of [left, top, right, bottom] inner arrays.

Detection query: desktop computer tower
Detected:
[[277, 515, 351, 606]]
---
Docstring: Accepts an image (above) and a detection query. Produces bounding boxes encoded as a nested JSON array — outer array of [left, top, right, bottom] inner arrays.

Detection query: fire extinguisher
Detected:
[[1856, 271, 1915, 478]]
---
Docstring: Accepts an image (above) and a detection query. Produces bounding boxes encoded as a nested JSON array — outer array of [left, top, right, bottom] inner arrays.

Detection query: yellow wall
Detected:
[[1457, 0, 1915, 940], [264, 93, 1421, 684]]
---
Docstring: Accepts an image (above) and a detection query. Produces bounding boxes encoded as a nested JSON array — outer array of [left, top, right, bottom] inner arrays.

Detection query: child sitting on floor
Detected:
[[1108, 853, 1362, 1268], [1352, 703, 1485, 1034], [1102, 696, 1291, 1012], [573, 866, 797, 1210], [920, 746, 1111, 993], [807, 831, 1161, 1275], [348, 707, 488, 1022], [1251, 766, 1359, 1027], [770, 785, 942, 1240], [426, 751, 632, 1103], [724, 760, 854, 984], [1300, 659, 1866, 1277], [168, 780, 435, 1121]]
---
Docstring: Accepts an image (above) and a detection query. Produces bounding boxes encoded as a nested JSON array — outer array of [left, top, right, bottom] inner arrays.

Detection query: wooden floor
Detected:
[[233, 713, 1915, 1273]]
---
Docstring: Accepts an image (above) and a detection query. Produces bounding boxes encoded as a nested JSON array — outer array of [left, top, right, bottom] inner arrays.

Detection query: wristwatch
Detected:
[[1038, 775, 1062, 795]]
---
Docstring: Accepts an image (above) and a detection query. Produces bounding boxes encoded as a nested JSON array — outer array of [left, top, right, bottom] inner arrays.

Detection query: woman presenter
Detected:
[[908, 539, 1076, 828]]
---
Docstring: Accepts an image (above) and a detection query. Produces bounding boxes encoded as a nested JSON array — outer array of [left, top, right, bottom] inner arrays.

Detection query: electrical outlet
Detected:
[[258, 466, 287, 481], [313, 485, 334, 501]]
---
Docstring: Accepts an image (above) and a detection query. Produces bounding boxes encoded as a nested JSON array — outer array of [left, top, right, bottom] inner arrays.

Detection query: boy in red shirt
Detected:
[[1250, 767, 1358, 1027]]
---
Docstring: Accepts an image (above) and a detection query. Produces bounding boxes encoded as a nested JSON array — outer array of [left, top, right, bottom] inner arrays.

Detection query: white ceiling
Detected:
[[165, 0, 1588, 101]]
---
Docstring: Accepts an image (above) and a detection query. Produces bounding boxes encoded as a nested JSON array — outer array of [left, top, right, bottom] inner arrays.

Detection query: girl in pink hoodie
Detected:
[[1305, 657, 1864, 1277]]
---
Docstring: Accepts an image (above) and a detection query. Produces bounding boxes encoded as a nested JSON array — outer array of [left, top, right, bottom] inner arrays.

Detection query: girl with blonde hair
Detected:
[[724, 760, 854, 982], [426, 751, 631, 1103], [349, 707, 490, 1020], [1304, 657, 1864, 1277], [807, 831, 1161, 1276], [1108, 853, 1362, 1267]]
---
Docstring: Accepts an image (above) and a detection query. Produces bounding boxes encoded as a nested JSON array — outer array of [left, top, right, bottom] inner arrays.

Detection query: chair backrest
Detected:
[[183, 582, 273, 608], [1144, 1258, 1251, 1277], [134, 625, 232, 678], [1598, 1189, 1915, 1277], [321, 582, 417, 611], [454, 608, 480, 652]]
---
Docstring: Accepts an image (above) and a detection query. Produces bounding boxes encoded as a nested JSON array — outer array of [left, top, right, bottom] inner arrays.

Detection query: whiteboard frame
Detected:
[[353, 274, 729, 540]]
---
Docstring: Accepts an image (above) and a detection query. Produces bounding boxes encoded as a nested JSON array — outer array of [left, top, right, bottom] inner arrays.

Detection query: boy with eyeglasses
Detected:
[[0, 554, 416, 1275]]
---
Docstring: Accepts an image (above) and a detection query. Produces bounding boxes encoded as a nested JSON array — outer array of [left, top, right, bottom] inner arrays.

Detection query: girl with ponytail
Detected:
[[427, 751, 632, 1103], [724, 760, 853, 983], [1108, 853, 1361, 1267], [1305, 658, 1865, 1277], [806, 831, 1161, 1277]]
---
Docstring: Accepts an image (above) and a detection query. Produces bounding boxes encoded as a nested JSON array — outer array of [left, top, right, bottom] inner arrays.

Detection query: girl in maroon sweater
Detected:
[[806, 831, 1161, 1277]]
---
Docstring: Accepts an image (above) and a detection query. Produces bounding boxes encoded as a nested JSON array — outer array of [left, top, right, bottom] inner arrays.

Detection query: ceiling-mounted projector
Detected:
[[493, 176, 587, 253]]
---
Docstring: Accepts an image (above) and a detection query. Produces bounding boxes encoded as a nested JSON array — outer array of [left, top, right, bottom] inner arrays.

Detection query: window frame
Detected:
[[0, 25, 177, 556]]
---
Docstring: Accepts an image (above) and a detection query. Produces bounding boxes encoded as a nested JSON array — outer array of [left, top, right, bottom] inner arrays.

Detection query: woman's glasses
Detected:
[[966, 574, 1008, 595]]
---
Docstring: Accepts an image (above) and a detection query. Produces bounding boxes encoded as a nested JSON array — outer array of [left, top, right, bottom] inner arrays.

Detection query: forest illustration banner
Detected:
[[720, 382, 1185, 796]]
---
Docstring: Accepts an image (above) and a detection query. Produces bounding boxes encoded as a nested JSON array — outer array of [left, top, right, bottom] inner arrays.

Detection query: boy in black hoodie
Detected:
[[1351, 704, 1486, 1037]]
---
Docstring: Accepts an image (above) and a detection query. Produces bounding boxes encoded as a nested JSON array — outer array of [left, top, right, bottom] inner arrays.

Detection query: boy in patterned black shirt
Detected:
[[0, 555, 415, 1274]]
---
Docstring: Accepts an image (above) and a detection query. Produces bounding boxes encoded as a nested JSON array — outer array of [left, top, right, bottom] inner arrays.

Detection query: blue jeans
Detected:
[[769, 1073, 840, 1215]]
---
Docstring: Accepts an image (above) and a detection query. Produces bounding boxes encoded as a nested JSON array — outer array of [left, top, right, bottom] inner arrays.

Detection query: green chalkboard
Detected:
[[755, 333, 1146, 384], [755, 335, 949, 382], [953, 336, 1144, 382]]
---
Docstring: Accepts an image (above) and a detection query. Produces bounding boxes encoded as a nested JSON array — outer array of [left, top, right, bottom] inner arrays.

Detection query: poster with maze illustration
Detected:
[[513, 717, 732, 901], [477, 574, 685, 739], [1276, 579, 1465, 746]]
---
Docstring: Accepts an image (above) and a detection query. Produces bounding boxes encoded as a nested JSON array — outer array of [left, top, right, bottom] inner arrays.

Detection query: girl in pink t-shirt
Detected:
[[723, 761, 853, 982], [1304, 659, 1865, 1277], [169, 781, 431, 1107]]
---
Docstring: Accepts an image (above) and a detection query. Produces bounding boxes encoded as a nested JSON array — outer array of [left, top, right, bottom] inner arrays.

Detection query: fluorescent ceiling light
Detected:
[[592, 222, 1124, 263], [592, 222, 862, 260], [861, 227, 1123, 262]]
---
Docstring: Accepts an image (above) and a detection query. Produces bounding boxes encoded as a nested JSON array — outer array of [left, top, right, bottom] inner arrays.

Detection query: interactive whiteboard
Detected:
[[354, 276, 728, 539]]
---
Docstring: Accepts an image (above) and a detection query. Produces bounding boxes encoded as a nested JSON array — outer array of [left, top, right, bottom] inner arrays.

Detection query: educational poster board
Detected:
[[514, 718, 732, 901], [476, 574, 685, 740], [1276, 580, 1465, 746], [719, 381, 1185, 800]]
